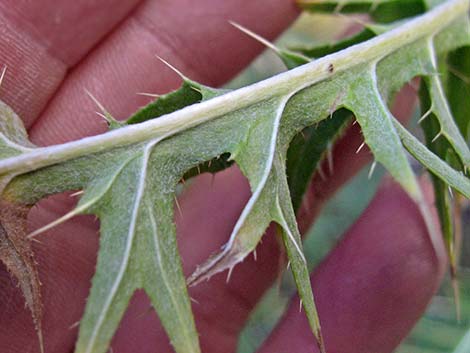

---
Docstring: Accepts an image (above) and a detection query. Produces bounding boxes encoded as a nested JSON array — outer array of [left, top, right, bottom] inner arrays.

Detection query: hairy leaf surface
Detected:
[[0, 1, 469, 353]]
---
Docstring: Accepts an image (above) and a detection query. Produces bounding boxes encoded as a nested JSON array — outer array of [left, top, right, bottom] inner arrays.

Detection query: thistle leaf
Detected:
[[345, 65, 421, 199], [73, 150, 199, 353], [422, 39, 470, 168], [0, 2, 469, 353], [127, 79, 227, 125], [272, 155, 324, 351]]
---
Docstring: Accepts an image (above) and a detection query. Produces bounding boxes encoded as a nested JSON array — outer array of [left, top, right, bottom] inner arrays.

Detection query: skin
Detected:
[[0, 1, 446, 353]]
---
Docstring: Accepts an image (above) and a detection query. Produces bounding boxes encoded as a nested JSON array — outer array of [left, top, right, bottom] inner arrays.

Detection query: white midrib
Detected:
[[84, 141, 155, 353], [191, 91, 307, 282], [368, 61, 421, 199], [147, 202, 198, 353], [0, 0, 466, 176], [426, 37, 470, 165], [275, 198, 307, 265], [187, 95, 288, 283], [222, 97, 288, 258]]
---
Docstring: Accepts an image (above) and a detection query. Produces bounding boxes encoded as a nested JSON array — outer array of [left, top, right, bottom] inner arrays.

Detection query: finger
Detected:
[[0, 0, 142, 127], [29, 0, 300, 145], [258, 179, 446, 353]]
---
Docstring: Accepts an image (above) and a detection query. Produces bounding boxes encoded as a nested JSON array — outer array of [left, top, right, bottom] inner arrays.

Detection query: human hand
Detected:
[[0, 1, 445, 352]]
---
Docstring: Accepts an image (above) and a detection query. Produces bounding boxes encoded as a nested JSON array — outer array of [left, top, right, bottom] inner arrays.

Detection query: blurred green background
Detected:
[[224, 12, 470, 353]]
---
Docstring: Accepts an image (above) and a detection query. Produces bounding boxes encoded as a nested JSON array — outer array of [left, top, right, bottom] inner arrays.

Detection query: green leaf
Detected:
[[230, 23, 352, 213], [73, 150, 199, 353], [346, 65, 421, 198], [297, 0, 426, 22], [418, 78, 463, 317], [421, 40, 470, 169], [293, 25, 386, 59], [0, 2, 469, 353], [447, 46, 470, 140], [287, 110, 351, 211], [126, 72, 231, 179], [0, 100, 34, 160], [126, 78, 227, 125], [273, 156, 324, 351]]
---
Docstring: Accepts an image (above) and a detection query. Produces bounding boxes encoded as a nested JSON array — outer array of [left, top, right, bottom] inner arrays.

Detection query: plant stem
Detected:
[[0, 0, 467, 176]]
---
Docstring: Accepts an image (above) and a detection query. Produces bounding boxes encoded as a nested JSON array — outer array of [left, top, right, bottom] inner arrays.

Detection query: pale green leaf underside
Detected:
[[0, 1, 469, 353], [0, 100, 34, 190], [74, 147, 199, 353], [0, 101, 33, 157]]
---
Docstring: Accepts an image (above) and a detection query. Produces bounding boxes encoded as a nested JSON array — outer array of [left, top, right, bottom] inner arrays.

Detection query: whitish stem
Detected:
[[0, 0, 467, 177]]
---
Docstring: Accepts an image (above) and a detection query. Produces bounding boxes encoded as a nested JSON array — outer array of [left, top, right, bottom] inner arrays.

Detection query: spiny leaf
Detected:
[[126, 72, 231, 179], [187, 96, 293, 286], [230, 23, 352, 212], [230, 25, 350, 349], [418, 21, 470, 309], [2, 0, 467, 179], [421, 39, 470, 169], [419, 79, 463, 319], [346, 65, 421, 198], [0, 2, 469, 353], [126, 78, 227, 125], [272, 155, 324, 351], [73, 149, 199, 353], [127, 81, 201, 125]]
